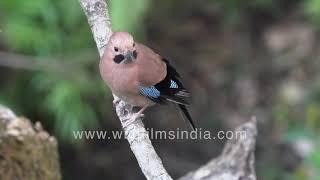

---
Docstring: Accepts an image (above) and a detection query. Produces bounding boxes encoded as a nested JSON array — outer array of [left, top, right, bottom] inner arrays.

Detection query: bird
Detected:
[[99, 31, 195, 130]]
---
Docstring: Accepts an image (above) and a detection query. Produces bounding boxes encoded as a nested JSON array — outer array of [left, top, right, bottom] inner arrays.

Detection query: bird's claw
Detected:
[[113, 98, 121, 107], [123, 113, 145, 128]]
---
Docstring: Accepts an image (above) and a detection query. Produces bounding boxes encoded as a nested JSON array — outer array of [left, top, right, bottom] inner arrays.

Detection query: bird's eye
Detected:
[[114, 47, 119, 52], [133, 43, 135, 47]]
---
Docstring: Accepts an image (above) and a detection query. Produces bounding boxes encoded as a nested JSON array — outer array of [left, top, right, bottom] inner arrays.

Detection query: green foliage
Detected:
[[306, 104, 320, 132], [110, 0, 151, 37], [0, 0, 100, 141], [42, 80, 98, 139], [0, 0, 149, 141], [215, 0, 275, 22], [310, 150, 320, 169], [0, 0, 94, 55], [272, 80, 320, 179], [297, 146, 320, 179], [305, 0, 320, 26]]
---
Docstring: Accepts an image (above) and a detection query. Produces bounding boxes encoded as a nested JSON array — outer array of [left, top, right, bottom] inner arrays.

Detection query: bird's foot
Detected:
[[113, 97, 121, 107], [123, 112, 145, 128]]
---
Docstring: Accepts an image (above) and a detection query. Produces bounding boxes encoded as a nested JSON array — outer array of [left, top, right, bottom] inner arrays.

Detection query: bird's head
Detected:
[[109, 32, 137, 64]]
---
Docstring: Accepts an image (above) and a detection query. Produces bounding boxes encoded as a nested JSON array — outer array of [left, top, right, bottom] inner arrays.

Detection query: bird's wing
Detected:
[[138, 58, 196, 130], [138, 58, 190, 105], [135, 44, 195, 129], [135, 43, 167, 87]]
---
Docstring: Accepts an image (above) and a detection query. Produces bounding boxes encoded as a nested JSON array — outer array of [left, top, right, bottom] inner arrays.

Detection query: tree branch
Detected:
[[78, 0, 112, 57], [179, 118, 257, 180], [78, 0, 173, 179]]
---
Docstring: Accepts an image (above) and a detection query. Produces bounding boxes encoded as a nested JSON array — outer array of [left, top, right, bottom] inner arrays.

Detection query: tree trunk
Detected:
[[0, 105, 61, 180]]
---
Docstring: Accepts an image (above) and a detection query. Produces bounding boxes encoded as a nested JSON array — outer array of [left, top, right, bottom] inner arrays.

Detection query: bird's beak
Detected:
[[125, 51, 136, 61]]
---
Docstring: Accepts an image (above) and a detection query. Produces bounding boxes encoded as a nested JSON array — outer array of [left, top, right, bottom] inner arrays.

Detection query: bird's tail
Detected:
[[177, 104, 196, 130]]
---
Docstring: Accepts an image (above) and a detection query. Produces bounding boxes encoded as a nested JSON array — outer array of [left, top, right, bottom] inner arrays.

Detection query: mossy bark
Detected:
[[0, 105, 61, 180]]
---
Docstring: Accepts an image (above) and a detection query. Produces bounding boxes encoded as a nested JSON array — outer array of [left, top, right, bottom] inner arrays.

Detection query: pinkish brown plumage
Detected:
[[99, 32, 195, 129]]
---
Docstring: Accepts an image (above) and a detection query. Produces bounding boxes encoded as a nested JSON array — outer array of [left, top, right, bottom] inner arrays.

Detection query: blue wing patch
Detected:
[[170, 80, 178, 89], [139, 86, 160, 98]]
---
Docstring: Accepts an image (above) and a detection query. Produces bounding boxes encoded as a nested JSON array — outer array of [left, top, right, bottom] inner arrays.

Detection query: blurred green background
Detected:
[[0, 0, 320, 179]]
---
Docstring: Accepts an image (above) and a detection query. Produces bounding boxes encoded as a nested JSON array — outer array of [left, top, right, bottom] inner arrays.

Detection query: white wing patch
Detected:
[[170, 80, 178, 89]]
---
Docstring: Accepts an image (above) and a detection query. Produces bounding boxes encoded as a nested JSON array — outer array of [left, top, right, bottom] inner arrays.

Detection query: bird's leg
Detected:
[[123, 106, 148, 128]]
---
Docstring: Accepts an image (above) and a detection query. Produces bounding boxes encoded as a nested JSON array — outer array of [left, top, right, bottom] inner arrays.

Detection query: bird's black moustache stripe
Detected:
[[114, 54, 125, 64]]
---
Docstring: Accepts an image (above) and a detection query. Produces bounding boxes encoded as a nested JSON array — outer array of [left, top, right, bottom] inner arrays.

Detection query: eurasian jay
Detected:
[[99, 32, 195, 130]]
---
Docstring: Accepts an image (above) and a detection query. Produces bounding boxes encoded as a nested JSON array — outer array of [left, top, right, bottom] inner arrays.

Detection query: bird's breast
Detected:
[[99, 60, 153, 107]]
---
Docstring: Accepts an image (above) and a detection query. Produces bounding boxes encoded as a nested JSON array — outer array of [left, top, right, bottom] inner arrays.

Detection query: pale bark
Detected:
[[179, 118, 257, 180]]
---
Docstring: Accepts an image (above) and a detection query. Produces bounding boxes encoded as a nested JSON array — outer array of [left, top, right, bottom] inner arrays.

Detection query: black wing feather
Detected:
[[139, 58, 195, 130], [178, 104, 196, 130], [152, 59, 190, 104]]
